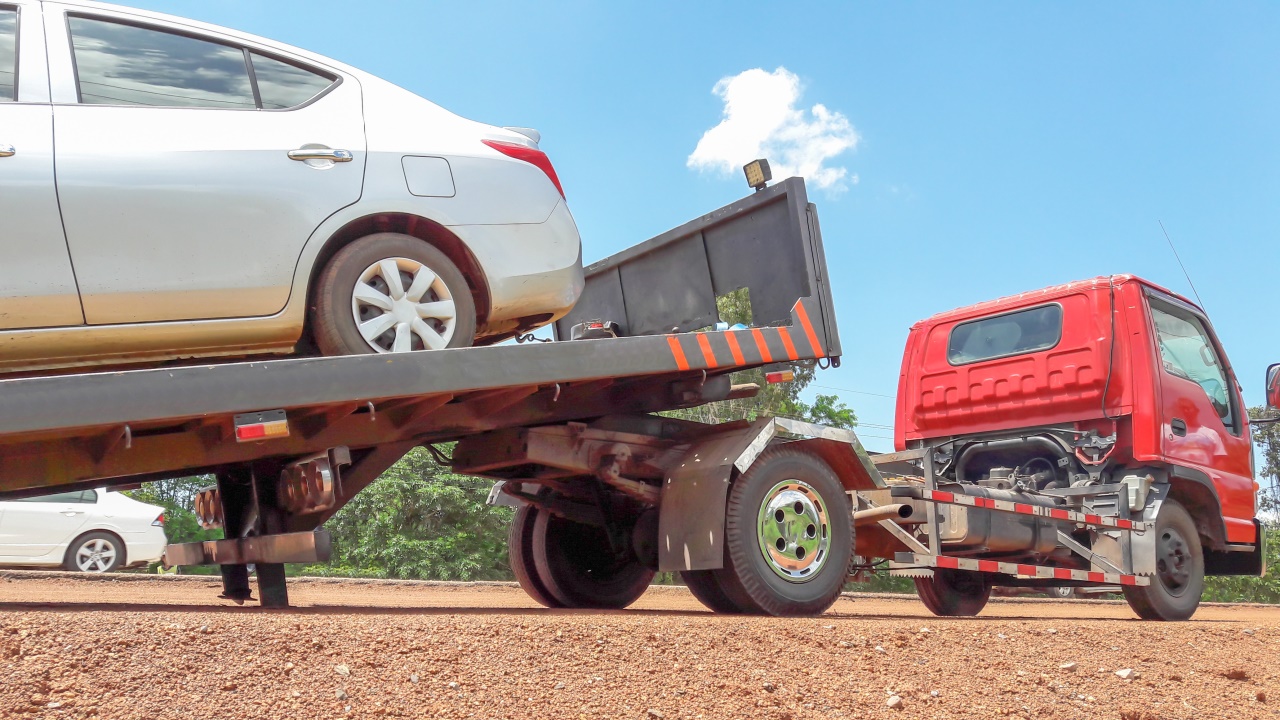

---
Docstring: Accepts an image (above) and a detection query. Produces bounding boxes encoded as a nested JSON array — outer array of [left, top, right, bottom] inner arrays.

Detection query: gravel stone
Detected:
[[1115, 669, 1136, 680], [886, 695, 904, 709], [334, 664, 350, 677]]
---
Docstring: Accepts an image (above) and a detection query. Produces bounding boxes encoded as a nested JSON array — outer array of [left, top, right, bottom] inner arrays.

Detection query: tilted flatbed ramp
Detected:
[[0, 178, 840, 501]]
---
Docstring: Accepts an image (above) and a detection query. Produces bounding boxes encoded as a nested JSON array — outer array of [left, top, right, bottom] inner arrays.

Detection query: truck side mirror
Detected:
[[1268, 363, 1280, 411]]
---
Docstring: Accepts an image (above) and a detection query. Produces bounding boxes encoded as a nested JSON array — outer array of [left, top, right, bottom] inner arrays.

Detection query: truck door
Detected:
[[44, 5, 365, 325], [0, 3, 85, 330], [1145, 291, 1255, 542]]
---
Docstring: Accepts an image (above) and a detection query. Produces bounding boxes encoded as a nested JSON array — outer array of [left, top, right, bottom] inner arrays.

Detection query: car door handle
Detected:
[[60, 510, 84, 516], [0, 144, 14, 157], [287, 148, 353, 162], [1170, 418, 1187, 437]]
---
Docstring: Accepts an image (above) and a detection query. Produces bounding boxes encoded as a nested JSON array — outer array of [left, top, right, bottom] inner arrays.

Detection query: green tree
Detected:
[[304, 447, 513, 580]]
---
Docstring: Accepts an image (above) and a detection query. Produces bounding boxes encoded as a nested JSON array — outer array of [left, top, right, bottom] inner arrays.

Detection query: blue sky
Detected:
[[133, 1, 1279, 450]]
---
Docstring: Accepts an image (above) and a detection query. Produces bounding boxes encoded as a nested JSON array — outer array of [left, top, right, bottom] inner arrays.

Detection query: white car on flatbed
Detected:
[[0, 489, 167, 572]]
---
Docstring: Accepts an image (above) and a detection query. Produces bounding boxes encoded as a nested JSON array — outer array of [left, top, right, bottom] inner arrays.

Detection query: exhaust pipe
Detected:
[[854, 503, 914, 526]]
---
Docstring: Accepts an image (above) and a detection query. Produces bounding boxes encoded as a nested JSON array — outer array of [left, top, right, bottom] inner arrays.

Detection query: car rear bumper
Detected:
[[454, 199, 584, 328], [123, 526, 168, 566]]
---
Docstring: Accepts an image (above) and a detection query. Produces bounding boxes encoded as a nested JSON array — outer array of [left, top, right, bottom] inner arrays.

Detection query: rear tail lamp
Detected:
[[481, 140, 565, 199], [765, 369, 795, 384], [152, 513, 165, 527]]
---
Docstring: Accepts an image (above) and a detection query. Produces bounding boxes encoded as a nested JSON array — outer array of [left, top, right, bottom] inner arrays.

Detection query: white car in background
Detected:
[[0, 0, 583, 373], [0, 489, 167, 572]]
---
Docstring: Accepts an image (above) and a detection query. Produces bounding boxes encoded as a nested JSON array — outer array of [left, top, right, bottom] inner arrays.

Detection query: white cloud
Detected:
[[687, 67, 860, 193]]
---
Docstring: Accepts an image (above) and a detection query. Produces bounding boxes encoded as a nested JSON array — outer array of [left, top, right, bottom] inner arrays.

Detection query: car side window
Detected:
[[0, 6, 16, 101], [68, 16, 256, 109], [1149, 298, 1239, 435], [11, 489, 96, 503], [251, 52, 334, 109]]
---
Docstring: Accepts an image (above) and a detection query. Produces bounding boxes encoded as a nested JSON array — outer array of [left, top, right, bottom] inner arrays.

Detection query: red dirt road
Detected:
[[0, 572, 1276, 719]]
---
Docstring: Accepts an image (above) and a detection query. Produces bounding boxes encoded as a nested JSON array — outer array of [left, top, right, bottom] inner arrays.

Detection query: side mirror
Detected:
[[1268, 363, 1280, 411]]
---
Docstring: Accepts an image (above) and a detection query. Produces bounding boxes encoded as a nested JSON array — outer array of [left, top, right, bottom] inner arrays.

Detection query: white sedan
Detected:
[[0, 489, 167, 572], [0, 0, 583, 373]]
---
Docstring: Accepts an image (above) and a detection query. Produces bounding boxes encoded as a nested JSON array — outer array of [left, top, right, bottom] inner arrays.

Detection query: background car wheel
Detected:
[[64, 532, 124, 573], [914, 569, 991, 616], [1046, 586, 1076, 599], [313, 233, 477, 356], [1122, 499, 1204, 621], [715, 447, 853, 617]]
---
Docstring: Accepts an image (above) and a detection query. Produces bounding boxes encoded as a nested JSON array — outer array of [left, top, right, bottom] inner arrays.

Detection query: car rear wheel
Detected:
[[65, 532, 124, 573], [313, 233, 477, 356]]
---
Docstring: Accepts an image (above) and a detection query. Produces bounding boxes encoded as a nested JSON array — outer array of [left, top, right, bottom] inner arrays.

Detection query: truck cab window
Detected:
[[1149, 298, 1238, 434], [0, 7, 16, 101], [947, 304, 1062, 365]]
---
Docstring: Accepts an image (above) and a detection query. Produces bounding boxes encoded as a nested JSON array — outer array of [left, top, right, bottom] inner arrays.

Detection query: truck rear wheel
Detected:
[[508, 505, 562, 608], [1122, 499, 1203, 621], [679, 570, 744, 614], [531, 511, 653, 609], [715, 447, 853, 616], [914, 569, 991, 616]]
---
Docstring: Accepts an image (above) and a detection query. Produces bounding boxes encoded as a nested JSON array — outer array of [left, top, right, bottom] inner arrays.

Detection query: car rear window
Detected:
[[68, 16, 256, 109], [251, 52, 334, 109], [947, 304, 1063, 365], [0, 6, 16, 101]]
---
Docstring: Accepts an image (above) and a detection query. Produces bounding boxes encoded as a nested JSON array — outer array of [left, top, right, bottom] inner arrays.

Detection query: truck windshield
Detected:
[[1149, 298, 1237, 433]]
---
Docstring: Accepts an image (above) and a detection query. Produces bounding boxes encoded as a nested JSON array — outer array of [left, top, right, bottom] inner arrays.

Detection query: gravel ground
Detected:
[[0, 572, 1276, 719]]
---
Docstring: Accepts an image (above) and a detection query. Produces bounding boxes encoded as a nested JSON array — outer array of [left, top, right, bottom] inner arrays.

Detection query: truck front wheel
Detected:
[[715, 447, 853, 616], [1122, 499, 1204, 621]]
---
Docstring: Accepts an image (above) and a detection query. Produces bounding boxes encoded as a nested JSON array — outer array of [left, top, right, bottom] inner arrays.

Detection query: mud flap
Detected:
[[657, 419, 775, 572]]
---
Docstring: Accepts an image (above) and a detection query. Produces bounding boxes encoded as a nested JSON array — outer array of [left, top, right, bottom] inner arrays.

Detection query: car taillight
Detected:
[[152, 513, 165, 527], [481, 140, 565, 199]]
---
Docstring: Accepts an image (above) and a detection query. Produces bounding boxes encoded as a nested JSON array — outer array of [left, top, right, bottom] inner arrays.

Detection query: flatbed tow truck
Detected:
[[0, 177, 1265, 620]]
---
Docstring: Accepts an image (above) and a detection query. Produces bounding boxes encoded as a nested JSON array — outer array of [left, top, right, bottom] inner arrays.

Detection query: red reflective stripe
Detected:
[[667, 336, 690, 371], [750, 329, 774, 363], [1120, 575, 1138, 586], [777, 327, 799, 360], [1085, 514, 1102, 525], [1050, 509, 1070, 520], [1087, 572, 1105, 583], [1053, 568, 1074, 580], [977, 498, 995, 509], [936, 556, 960, 569], [1017, 564, 1037, 576], [1014, 503, 1035, 515], [725, 331, 746, 366], [1115, 519, 1133, 529], [792, 301, 825, 359], [932, 491, 955, 504], [978, 560, 999, 573], [695, 333, 718, 368]]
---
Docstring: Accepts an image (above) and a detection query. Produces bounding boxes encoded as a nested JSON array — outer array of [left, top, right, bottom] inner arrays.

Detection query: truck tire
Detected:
[[531, 511, 654, 609], [1122, 499, 1204, 621], [313, 233, 477, 357], [914, 569, 991, 616], [715, 447, 853, 616], [508, 505, 562, 608], [680, 570, 744, 614]]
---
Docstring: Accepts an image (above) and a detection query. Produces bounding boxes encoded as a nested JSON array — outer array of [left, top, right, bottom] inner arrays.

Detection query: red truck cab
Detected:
[[895, 275, 1259, 584]]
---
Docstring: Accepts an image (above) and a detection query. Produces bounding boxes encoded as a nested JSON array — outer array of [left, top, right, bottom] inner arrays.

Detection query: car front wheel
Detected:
[[312, 233, 477, 356]]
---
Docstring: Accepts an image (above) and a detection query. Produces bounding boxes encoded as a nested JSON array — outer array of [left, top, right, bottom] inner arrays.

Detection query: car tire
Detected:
[[1046, 586, 1076, 599], [312, 233, 477, 356], [1122, 499, 1204, 621], [64, 532, 124, 573]]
